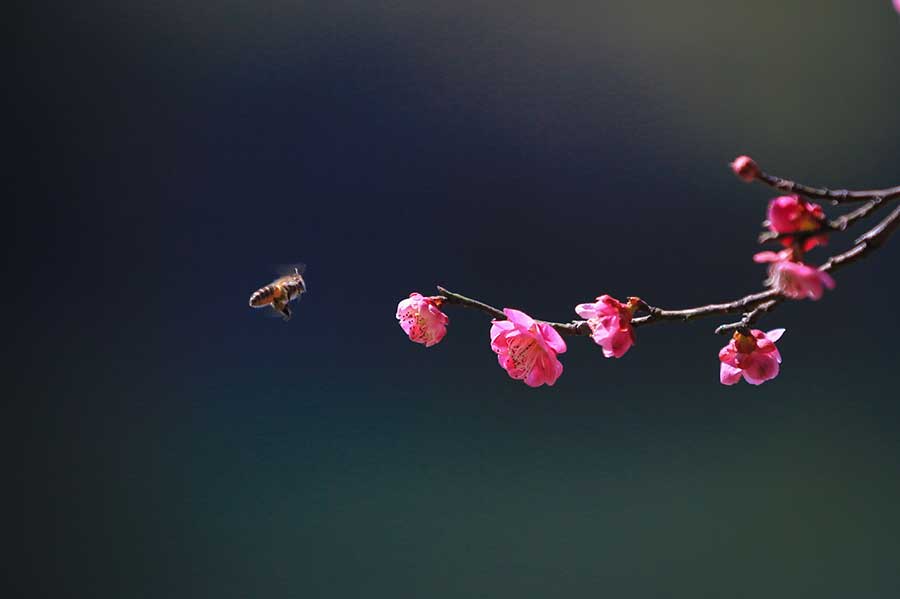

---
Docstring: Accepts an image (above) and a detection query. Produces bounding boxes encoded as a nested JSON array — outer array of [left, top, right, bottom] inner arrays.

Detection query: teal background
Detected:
[[15, 2, 900, 597]]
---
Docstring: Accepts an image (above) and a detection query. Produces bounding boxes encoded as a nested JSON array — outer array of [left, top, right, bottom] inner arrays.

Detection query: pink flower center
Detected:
[[769, 262, 811, 297], [796, 212, 822, 231], [770, 265, 795, 287], [507, 335, 540, 375], [733, 332, 757, 354], [405, 311, 435, 343]]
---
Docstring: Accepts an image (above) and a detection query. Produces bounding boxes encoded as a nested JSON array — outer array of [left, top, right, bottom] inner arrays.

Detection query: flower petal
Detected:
[[742, 355, 780, 385], [502, 308, 535, 329], [575, 302, 600, 319], [720, 363, 743, 385], [765, 328, 786, 342], [537, 322, 567, 354], [753, 251, 781, 263]]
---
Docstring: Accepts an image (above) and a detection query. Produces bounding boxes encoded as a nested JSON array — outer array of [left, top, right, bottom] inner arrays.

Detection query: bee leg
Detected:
[[279, 304, 292, 321], [270, 298, 289, 321]]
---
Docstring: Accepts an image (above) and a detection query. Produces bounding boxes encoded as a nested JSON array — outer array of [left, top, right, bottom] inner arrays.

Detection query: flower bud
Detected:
[[574, 295, 636, 358], [730, 155, 760, 182]]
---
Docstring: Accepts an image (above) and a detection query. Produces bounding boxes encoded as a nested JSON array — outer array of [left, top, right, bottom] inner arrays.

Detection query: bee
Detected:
[[249, 265, 306, 321]]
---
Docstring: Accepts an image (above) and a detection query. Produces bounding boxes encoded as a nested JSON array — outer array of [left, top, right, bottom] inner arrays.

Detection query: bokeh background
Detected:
[[15, 1, 900, 597]]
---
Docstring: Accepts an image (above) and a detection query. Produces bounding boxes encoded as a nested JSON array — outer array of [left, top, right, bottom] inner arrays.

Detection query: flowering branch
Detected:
[[758, 196, 895, 244], [396, 155, 898, 388], [437, 204, 899, 337], [712, 204, 900, 335], [758, 198, 885, 243], [437, 286, 784, 336]]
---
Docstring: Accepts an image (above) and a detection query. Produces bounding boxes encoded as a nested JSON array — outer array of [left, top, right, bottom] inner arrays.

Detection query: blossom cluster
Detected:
[[394, 154, 849, 389], [395, 292, 635, 387], [732, 156, 836, 303]]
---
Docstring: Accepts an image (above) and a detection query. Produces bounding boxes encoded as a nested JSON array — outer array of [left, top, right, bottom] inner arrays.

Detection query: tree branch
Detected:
[[821, 205, 900, 273]]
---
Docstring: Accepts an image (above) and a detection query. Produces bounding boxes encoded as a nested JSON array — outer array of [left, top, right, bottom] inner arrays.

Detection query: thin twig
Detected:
[[436, 286, 591, 337], [831, 197, 888, 231], [756, 170, 900, 204], [631, 290, 779, 327], [436, 286, 505, 320], [822, 205, 900, 273], [714, 298, 783, 336]]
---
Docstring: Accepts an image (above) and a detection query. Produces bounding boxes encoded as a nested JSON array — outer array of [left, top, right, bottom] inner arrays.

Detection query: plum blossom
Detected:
[[490, 308, 566, 387], [730, 155, 760, 182], [754, 250, 835, 300], [895, 0, 900, 14], [767, 195, 827, 251], [396, 292, 449, 347], [574, 295, 637, 358], [719, 329, 785, 386]]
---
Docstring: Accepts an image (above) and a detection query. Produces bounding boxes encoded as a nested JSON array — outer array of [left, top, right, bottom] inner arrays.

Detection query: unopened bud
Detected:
[[730, 155, 760, 182]]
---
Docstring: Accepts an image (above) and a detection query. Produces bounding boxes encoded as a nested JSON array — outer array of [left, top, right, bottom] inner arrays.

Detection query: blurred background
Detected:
[[14, 1, 900, 597]]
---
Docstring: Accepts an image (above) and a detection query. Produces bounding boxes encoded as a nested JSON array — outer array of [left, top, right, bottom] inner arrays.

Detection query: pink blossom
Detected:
[[753, 251, 835, 300], [719, 329, 785, 386], [895, 0, 900, 14], [490, 308, 566, 387], [767, 195, 827, 251], [396, 292, 449, 347], [574, 295, 637, 358], [730, 155, 760, 182]]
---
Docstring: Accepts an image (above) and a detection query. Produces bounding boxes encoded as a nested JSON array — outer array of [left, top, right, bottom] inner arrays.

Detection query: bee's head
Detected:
[[286, 266, 306, 294]]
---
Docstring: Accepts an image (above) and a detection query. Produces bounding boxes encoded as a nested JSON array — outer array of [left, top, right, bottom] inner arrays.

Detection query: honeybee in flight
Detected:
[[249, 265, 306, 321]]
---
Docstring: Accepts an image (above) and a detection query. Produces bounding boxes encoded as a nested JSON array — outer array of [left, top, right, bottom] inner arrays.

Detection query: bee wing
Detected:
[[271, 262, 307, 293], [273, 262, 306, 277]]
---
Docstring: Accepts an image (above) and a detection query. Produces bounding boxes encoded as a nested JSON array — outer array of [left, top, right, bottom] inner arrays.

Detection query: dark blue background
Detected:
[[16, 2, 900, 597]]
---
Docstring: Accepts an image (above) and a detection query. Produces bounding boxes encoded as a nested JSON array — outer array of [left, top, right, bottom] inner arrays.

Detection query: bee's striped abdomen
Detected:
[[249, 284, 284, 307]]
